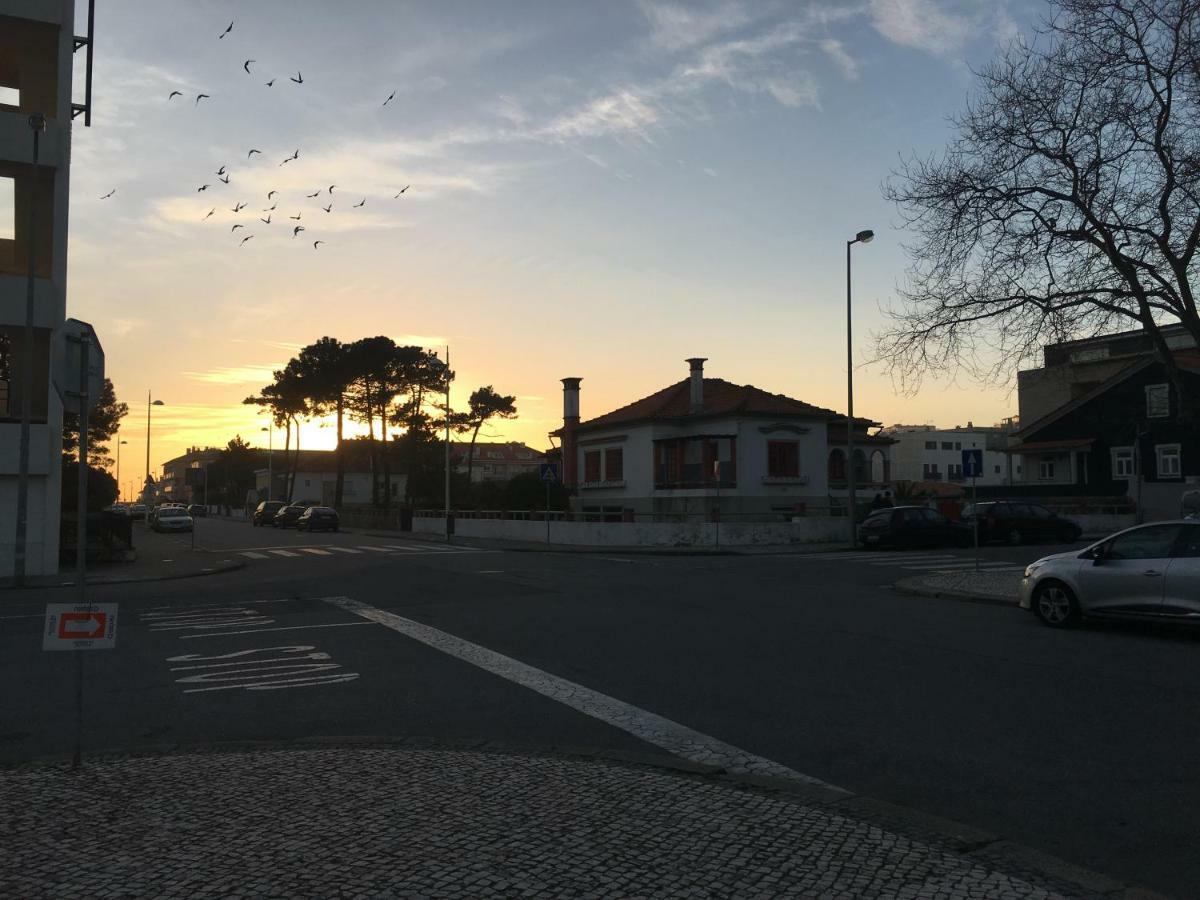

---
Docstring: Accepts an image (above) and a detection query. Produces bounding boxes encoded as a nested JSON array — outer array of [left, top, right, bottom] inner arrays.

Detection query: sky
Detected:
[[63, 0, 1044, 491]]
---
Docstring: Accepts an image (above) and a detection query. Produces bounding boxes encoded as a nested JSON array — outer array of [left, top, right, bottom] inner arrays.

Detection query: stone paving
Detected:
[[0, 746, 1113, 898], [899, 569, 1022, 603]]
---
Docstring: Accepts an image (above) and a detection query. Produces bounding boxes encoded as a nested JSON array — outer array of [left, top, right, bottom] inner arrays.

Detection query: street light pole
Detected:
[[846, 229, 874, 549], [144, 392, 163, 501], [116, 439, 128, 501], [261, 426, 273, 500]]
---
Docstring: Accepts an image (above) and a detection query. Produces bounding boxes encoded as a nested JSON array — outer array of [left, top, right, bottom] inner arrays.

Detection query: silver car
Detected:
[[1020, 521, 1200, 627], [152, 506, 194, 533]]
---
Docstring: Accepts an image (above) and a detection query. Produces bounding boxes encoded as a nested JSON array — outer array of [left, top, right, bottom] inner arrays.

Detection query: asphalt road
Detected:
[[2, 518, 1196, 897]]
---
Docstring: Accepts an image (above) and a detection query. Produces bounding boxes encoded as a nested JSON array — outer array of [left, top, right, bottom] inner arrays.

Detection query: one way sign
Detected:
[[43, 603, 118, 651]]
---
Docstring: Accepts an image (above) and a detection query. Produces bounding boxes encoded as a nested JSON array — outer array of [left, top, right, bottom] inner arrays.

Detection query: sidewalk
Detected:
[[895, 569, 1022, 605], [0, 741, 1164, 899]]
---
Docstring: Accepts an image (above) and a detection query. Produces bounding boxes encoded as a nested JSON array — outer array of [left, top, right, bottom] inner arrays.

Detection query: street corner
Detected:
[[893, 569, 1022, 606]]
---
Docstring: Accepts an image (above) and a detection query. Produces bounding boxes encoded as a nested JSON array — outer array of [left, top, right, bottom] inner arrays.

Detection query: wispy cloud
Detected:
[[183, 364, 287, 385], [867, 0, 973, 56], [820, 38, 860, 80], [637, 0, 752, 51]]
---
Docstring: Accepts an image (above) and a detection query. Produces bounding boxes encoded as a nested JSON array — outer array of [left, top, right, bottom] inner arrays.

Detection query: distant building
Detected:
[[451, 442, 545, 483], [253, 447, 406, 507], [881, 423, 1016, 486], [552, 358, 893, 518], [160, 446, 221, 503]]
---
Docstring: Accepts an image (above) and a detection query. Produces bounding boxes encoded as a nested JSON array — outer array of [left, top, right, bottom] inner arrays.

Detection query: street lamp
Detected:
[[846, 229, 874, 548], [116, 439, 128, 501], [260, 426, 273, 500], [145, 391, 164, 500]]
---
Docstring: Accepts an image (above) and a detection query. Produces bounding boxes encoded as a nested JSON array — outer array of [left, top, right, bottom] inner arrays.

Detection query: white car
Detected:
[[1019, 521, 1200, 627]]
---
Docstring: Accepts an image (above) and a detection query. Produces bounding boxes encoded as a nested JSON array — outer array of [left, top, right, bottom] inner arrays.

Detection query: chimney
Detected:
[[561, 377, 582, 488], [686, 358, 707, 413]]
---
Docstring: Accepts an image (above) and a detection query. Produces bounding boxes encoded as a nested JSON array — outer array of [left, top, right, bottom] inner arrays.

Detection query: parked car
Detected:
[[128, 503, 147, 519], [274, 502, 318, 529], [151, 506, 194, 533], [187, 504, 208, 517], [857, 505, 971, 549], [296, 506, 339, 532], [252, 500, 287, 526], [1020, 521, 1200, 627], [961, 501, 1081, 546]]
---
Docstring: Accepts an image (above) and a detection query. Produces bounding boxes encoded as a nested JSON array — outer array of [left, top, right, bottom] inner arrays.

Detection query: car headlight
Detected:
[[1023, 562, 1045, 578]]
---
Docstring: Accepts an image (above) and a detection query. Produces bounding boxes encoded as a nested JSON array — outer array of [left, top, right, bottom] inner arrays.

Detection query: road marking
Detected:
[[382, 544, 425, 552], [357, 545, 393, 552], [476, 570, 505, 574], [900, 561, 1021, 572], [163, 645, 359, 693], [179, 621, 377, 640], [269, 549, 301, 557], [327, 546, 363, 554], [322, 596, 843, 789], [240, 551, 269, 559], [299, 548, 332, 556]]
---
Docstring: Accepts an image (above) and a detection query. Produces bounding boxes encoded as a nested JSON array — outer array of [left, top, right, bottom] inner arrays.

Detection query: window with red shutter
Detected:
[[767, 441, 800, 478], [584, 450, 601, 482], [604, 448, 623, 481]]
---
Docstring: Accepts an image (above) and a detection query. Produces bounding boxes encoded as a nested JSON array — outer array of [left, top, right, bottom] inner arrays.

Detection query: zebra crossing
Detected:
[[795, 550, 1024, 574], [235, 541, 491, 561]]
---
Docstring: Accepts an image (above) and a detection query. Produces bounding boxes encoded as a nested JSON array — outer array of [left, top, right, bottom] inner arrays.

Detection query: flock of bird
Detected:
[[98, 19, 412, 252]]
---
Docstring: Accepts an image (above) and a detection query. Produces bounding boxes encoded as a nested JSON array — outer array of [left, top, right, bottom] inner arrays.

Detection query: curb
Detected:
[[3, 557, 246, 590], [0, 735, 1172, 899], [357, 531, 852, 557], [892, 575, 1019, 608]]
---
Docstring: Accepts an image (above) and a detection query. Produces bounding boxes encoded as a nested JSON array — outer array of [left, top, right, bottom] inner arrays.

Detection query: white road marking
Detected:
[[240, 551, 269, 559], [179, 621, 377, 640], [382, 544, 425, 552], [357, 545, 393, 552], [269, 549, 301, 557], [299, 548, 332, 556], [327, 546, 363, 554], [323, 596, 844, 789], [900, 561, 1021, 572]]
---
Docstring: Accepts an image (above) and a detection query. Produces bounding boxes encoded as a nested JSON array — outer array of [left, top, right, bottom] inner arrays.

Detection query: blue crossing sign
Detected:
[[539, 463, 559, 483], [962, 448, 984, 479]]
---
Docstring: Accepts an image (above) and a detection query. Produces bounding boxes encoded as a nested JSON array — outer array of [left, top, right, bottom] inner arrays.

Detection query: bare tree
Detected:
[[881, 0, 1200, 411]]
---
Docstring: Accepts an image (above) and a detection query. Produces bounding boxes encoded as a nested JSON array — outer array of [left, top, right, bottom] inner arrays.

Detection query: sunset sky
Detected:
[[65, 0, 1040, 491]]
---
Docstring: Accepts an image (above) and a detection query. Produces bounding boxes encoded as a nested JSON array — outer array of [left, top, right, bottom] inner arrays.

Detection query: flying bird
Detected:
[[289, 213, 302, 220], [267, 190, 277, 199], [216, 165, 226, 176], [240, 235, 253, 246], [290, 71, 303, 84], [195, 93, 210, 105], [313, 241, 324, 249], [99, 189, 115, 199], [306, 190, 320, 198], [168, 90, 182, 100], [243, 60, 255, 74], [263, 203, 276, 212], [353, 198, 366, 208], [260, 214, 271, 224], [218, 174, 230, 184], [203, 208, 215, 220], [293, 225, 305, 237], [383, 90, 396, 106], [231, 202, 246, 213], [247, 149, 261, 158], [394, 185, 409, 197], [231, 224, 244, 231], [265, 79, 276, 87], [322, 203, 332, 213], [328, 185, 336, 194], [218, 21, 233, 39], [197, 184, 210, 192], [279, 149, 299, 166]]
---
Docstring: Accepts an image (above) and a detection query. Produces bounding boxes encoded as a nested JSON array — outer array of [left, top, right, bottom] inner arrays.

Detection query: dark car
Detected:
[[857, 505, 971, 550], [274, 502, 317, 529], [962, 501, 1081, 546], [252, 500, 287, 526], [187, 504, 207, 517], [296, 506, 339, 532]]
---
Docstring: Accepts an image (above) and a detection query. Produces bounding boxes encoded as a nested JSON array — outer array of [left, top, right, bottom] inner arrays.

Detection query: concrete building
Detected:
[[0, 1, 80, 576], [253, 448, 407, 507], [553, 358, 892, 519], [160, 446, 222, 504], [451, 441, 544, 482], [881, 423, 1016, 486]]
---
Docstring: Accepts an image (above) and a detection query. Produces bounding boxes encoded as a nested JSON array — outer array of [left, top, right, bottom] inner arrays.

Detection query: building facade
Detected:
[[253, 448, 407, 507], [881, 423, 1016, 486], [554, 358, 892, 519], [160, 446, 222, 504], [451, 441, 545, 482], [0, 0, 77, 576]]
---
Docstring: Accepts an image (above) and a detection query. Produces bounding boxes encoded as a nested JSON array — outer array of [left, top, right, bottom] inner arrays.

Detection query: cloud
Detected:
[[820, 37, 860, 79], [637, 0, 752, 51], [392, 334, 449, 348], [539, 89, 662, 142], [868, 0, 973, 55], [183, 364, 287, 385]]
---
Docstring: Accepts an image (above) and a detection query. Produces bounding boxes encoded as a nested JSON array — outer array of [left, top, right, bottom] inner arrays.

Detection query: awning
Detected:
[[1004, 438, 1094, 454]]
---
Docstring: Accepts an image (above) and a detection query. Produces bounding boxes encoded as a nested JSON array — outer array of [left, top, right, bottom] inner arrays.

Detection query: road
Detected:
[[2, 516, 1196, 897]]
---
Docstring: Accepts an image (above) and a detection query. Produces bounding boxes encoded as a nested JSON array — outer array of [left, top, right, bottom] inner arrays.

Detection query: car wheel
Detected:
[[1006, 527, 1023, 546], [1033, 581, 1080, 628]]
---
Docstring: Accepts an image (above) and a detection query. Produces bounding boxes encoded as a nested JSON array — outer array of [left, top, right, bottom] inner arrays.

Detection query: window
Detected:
[[941, 441, 953, 451], [948, 464, 963, 481], [954, 442, 962, 451], [654, 436, 736, 488], [924, 441, 937, 450], [1156, 444, 1181, 479], [1038, 458, 1055, 480], [1105, 525, 1181, 560], [1177, 525, 1200, 558], [0, 86, 19, 108], [828, 449, 846, 482], [584, 450, 601, 482], [922, 463, 939, 479], [1112, 447, 1135, 478], [1145, 384, 1170, 418], [994, 465, 1001, 474], [604, 447, 624, 481], [0, 176, 13, 241], [767, 441, 800, 478]]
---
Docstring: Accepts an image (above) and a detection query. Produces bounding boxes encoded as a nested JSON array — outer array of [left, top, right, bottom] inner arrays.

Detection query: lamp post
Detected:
[[846, 229, 874, 548], [145, 392, 164, 500], [260, 426, 273, 500], [116, 439, 128, 501]]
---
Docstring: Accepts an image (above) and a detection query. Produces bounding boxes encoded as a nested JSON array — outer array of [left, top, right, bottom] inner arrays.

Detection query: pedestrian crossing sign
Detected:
[[540, 463, 559, 482]]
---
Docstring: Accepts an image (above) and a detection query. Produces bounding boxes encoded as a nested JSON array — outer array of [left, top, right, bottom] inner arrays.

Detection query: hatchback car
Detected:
[[252, 500, 287, 526], [857, 505, 971, 549], [1020, 521, 1200, 627], [152, 506, 194, 533], [296, 506, 339, 532], [962, 501, 1082, 545], [187, 504, 207, 517], [274, 502, 316, 529]]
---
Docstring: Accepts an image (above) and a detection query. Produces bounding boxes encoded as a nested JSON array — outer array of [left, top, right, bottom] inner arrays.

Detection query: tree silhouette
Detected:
[[62, 378, 128, 468], [455, 386, 518, 484], [293, 337, 354, 506]]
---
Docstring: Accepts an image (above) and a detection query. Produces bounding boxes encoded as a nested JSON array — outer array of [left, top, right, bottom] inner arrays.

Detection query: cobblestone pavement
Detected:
[[1, 746, 1112, 898], [897, 569, 1022, 603]]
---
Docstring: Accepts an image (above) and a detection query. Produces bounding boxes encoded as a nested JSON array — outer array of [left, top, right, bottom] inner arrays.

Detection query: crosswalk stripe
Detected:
[[240, 551, 268, 559], [327, 546, 363, 554], [901, 561, 1017, 571], [299, 548, 332, 556], [269, 549, 300, 557], [357, 545, 393, 552], [382, 544, 426, 552]]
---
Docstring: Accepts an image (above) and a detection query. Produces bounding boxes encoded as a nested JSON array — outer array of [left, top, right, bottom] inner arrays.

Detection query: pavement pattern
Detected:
[[2, 746, 1101, 899]]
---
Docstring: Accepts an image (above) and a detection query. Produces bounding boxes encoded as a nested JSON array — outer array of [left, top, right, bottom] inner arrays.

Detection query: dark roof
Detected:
[[562, 378, 843, 434]]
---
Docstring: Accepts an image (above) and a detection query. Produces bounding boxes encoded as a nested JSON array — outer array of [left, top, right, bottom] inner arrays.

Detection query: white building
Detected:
[[881, 423, 1016, 486], [0, 1, 79, 577], [554, 358, 893, 519]]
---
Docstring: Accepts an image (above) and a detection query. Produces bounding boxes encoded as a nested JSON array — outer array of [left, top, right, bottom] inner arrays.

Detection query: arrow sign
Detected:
[[961, 448, 984, 479], [44, 604, 118, 651]]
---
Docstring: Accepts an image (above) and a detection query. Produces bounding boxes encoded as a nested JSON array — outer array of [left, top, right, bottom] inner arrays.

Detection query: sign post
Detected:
[[962, 448, 984, 572], [540, 463, 559, 545]]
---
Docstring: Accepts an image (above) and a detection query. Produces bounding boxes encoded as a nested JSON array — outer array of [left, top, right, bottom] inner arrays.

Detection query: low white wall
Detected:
[[1072, 513, 1137, 536], [413, 516, 845, 547]]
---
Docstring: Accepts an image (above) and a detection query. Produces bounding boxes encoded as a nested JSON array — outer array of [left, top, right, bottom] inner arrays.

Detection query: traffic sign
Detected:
[[539, 463, 559, 482], [43, 603, 118, 651], [59, 319, 105, 415], [962, 448, 984, 479]]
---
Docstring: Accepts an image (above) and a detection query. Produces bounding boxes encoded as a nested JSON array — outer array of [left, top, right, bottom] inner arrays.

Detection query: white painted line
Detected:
[[901, 561, 1021, 572], [179, 621, 378, 640], [326, 546, 363, 554], [357, 546, 394, 553], [240, 551, 269, 559], [382, 544, 426, 552], [323, 596, 844, 790], [269, 550, 301, 557], [299, 548, 332, 556]]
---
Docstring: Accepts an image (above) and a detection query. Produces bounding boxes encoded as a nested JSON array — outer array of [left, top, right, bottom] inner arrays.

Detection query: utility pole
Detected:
[[444, 345, 451, 541]]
